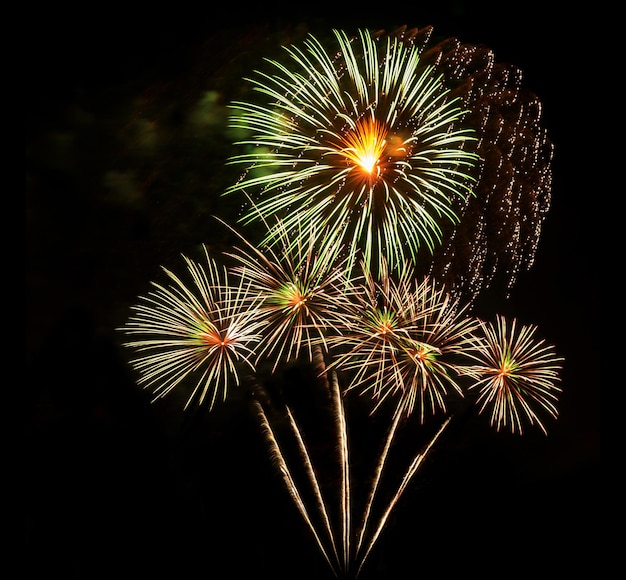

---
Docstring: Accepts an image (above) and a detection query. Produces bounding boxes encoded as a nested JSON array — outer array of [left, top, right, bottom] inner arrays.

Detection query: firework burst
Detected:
[[327, 259, 478, 421], [121, 246, 263, 410], [226, 28, 478, 275], [466, 314, 563, 434], [223, 215, 356, 371]]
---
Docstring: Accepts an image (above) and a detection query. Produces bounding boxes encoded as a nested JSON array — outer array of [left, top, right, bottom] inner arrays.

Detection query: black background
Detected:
[[26, 4, 602, 579]]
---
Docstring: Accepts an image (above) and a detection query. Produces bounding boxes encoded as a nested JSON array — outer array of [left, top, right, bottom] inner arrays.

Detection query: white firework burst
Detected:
[[465, 315, 563, 434], [121, 246, 264, 410]]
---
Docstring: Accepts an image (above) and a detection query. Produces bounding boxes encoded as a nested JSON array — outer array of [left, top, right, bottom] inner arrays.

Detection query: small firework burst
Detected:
[[224, 216, 356, 371], [466, 315, 563, 434], [121, 246, 263, 410], [393, 280, 480, 421], [328, 260, 478, 421], [226, 28, 478, 275]]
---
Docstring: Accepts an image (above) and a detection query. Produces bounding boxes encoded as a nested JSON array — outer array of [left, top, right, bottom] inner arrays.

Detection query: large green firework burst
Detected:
[[121, 247, 264, 411], [226, 28, 478, 275], [466, 315, 563, 435]]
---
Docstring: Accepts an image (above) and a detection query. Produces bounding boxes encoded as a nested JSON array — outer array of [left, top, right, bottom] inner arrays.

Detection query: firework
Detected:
[[226, 28, 478, 276], [223, 215, 356, 371], [116, 24, 562, 580], [254, 356, 453, 579], [327, 259, 479, 421], [121, 246, 263, 410], [391, 279, 480, 422], [466, 314, 563, 434], [390, 26, 554, 299]]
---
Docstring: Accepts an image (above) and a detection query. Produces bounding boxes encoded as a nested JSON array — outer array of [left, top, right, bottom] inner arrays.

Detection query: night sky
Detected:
[[26, 5, 602, 579]]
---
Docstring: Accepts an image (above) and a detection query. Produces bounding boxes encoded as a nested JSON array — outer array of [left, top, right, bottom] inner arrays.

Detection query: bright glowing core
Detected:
[[341, 117, 388, 176], [201, 328, 232, 348]]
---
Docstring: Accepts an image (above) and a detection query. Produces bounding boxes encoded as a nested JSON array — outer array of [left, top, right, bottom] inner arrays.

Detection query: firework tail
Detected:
[[254, 399, 341, 577], [253, 371, 351, 577], [353, 397, 406, 558], [256, 354, 455, 578], [355, 414, 453, 577], [331, 370, 351, 574], [285, 404, 341, 568]]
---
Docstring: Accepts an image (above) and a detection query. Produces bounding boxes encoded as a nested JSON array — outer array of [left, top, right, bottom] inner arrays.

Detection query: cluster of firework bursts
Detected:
[[121, 26, 562, 578]]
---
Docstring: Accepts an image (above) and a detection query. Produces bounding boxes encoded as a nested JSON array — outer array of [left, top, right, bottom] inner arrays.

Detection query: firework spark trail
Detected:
[[355, 415, 453, 577], [331, 371, 351, 574], [254, 371, 358, 577], [284, 405, 341, 569], [256, 365, 456, 579], [354, 397, 406, 558], [254, 399, 340, 578]]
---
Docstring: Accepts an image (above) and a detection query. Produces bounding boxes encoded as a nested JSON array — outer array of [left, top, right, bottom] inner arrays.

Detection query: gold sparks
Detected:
[[340, 117, 389, 177]]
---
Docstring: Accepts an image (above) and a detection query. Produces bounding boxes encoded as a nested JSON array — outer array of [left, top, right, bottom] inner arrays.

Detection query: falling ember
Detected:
[[387, 26, 555, 300]]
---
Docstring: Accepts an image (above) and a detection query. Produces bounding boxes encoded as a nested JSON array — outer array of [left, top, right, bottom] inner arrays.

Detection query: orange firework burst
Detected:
[[335, 116, 390, 178]]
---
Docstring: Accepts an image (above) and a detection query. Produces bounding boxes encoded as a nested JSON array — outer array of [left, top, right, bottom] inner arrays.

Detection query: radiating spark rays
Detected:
[[465, 315, 563, 435], [120, 246, 264, 411], [219, 214, 356, 371], [226, 28, 478, 275], [326, 259, 479, 422]]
